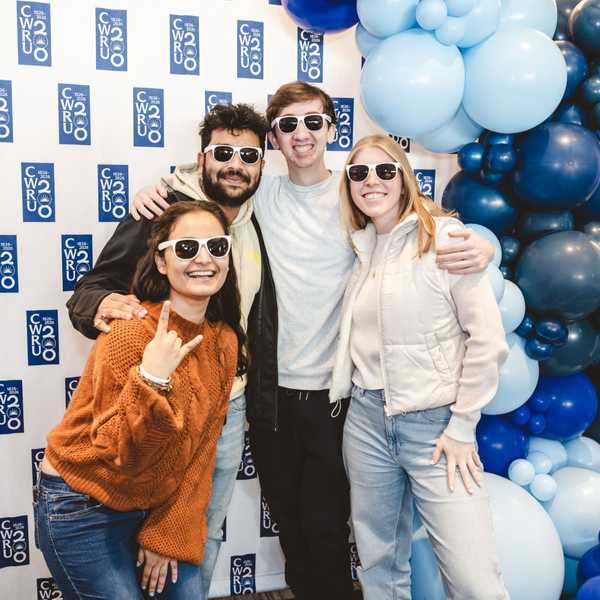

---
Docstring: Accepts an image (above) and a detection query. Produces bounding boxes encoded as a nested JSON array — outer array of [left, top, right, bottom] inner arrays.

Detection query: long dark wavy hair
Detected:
[[131, 200, 248, 376]]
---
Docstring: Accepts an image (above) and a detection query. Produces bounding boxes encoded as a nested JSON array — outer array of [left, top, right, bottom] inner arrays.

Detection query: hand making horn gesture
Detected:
[[141, 301, 204, 381]]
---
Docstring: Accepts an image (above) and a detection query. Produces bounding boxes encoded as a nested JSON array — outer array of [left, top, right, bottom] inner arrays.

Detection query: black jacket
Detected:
[[66, 192, 280, 430]]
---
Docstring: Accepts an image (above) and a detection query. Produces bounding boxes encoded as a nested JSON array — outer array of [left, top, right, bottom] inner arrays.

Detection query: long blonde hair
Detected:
[[339, 135, 453, 257]]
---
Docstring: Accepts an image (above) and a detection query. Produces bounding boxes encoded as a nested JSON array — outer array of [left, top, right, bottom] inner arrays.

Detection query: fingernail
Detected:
[[139, 309, 147, 317], [136, 561, 141, 567]]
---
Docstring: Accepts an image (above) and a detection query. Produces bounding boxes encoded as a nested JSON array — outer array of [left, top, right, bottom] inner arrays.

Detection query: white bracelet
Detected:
[[138, 364, 171, 385]]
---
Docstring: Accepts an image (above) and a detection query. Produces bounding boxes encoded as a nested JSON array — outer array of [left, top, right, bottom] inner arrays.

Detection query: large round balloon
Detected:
[[456, 0, 501, 49], [357, 0, 418, 38], [565, 436, 600, 473], [511, 123, 600, 211], [360, 29, 465, 138], [499, 0, 558, 38], [569, 0, 600, 57], [556, 41, 590, 101], [553, 101, 590, 127], [576, 575, 600, 600], [578, 542, 600, 586], [462, 27, 567, 134], [410, 474, 565, 600], [576, 177, 600, 219], [528, 436, 569, 473], [414, 106, 483, 153], [546, 467, 600, 559], [516, 210, 574, 241], [498, 280, 526, 334], [556, 0, 584, 40], [541, 319, 600, 376], [355, 23, 383, 57], [442, 172, 517, 235], [282, 0, 359, 32], [465, 223, 502, 265], [514, 231, 600, 321], [476, 415, 528, 475]]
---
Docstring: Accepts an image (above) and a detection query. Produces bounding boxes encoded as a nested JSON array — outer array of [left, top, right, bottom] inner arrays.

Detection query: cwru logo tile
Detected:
[[297, 28, 323, 84], [414, 169, 436, 200], [31, 448, 44, 487], [205, 91, 232, 114], [0, 80, 13, 143], [170, 15, 199, 75], [389, 134, 411, 153], [95, 8, 127, 71], [98, 165, 129, 222], [260, 495, 279, 537], [27, 310, 59, 366], [64, 377, 80, 407], [37, 577, 63, 599], [0, 516, 30, 568], [0, 236, 19, 293], [237, 21, 263, 80], [17, 1, 51, 66], [237, 431, 257, 480], [21, 162, 55, 222], [133, 88, 164, 147], [0, 381, 24, 435], [61, 235, 92, 292], [349, 542, 361, 581], [58, 84, 91, 145], [230, 554, 256, 595], [328, 97, 354, 152]]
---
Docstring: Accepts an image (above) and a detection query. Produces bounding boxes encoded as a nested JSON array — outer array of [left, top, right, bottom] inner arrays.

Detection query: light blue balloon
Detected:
[[463, 27, 567, 133], [435, 15, 467, 44], [355, 23, 383, 57], [528, 450, 553, 475], [465, 223, 501, 265], [487, 263, 506, 302], [357, 0, 418, 38], [528, 437, 568, 473], [546, 467, 600, 559], [498, 280, 526, 334], [483, 333, 539, 415], [530, 473, 558, 501], [564, 437, 600, 473], [416, 0, 448, 30], [445, 0, 476, 17], [415, 106, 482, 153], [457, 0, 501, 48], [499, 0, 558, 38], [508, 458, 536, 485], [360, 29, 465, 138]]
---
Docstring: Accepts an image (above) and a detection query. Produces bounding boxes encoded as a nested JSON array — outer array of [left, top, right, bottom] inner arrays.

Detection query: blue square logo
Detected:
[[0, 515, 30, 568], [0, 236, 19, 293], [237, 21, 263, 79], [0, 381, 24, 435], [414, 168, 436, 200], [98, 165, 129, 222], [58, 84, 91, 145], [297, 28, 323, 83], [37, 577, 62, 599], [230, 554, 256, 595], [61, 235, 92, 292], [204, 91, 232, 114], [17, 2, 51, 66], [260, 495, 279, 537], [31, 448, 44, 486], [0, 80, 14, 143], [95, 8, 127, 71], [26, 310, 59, 366], [389, 134, 411, 153], [237, 431, 257, 480], [21, 162, 55, 222], [65, 377, 80, 407], [133, 88, 164, 147], [170, 15, 199, 75], [328, 97, 354, 152]]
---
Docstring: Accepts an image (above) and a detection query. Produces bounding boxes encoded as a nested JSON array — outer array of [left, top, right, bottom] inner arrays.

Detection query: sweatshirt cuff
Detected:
[[444, 413, 479, 443]]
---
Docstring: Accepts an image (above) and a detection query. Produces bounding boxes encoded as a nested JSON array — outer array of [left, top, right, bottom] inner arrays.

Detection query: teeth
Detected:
[[364, 193, 385, 200], [294, 144, 313, 154], [187, 271, 215, 278]]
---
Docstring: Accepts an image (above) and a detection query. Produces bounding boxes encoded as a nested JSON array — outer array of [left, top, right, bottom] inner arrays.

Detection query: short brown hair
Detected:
[[266, 81, 336, 129]]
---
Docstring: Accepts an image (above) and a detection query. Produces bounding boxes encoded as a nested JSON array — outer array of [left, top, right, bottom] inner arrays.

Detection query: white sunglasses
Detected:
[[270, 113, 332, 133], [158, 236, 232, 260], [345, 162, 402, 182]]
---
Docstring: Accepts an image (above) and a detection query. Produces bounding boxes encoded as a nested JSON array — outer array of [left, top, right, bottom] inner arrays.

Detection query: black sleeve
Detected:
[[66, 215, 153, 340]]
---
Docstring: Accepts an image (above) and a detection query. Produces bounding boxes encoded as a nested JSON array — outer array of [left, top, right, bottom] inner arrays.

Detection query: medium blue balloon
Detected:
[[355, 23, 383, 57], [500, 235, 520, 264], [415, 106, 483, 153], [282, 0, 359, 32], [553, 101, 589, 127], [456, 0, 501, 48], [578, 543, 600, 586], [511, 404, 531, 426], [466, 223, 502, 265], [442, 171, 518, 235], [357, 0, 418, 38], [528, 388, 552, 414], [416, 0, 448, 30], [484, 144, 517, 173], [516, 210, 574, 240], [476, 415, 529, 475], [498, 280, 526, 333], [463, 28, 567, 133], [577, 575, 600, 600], [458, 142, 484, 172], [528, 413, 547, 435], [556, 41, 590, 101], [445, 0, 475, 17], [514, 231, 600, 321], [515, 313, 535, 338], [525, 337, 554, 360], [536, 319, 569, 346], [499, 0, 558, 38], [435, 16, 466, 45], [479, 168, 505, 185], [569, 0, 600, 57], [360, 29, 465, 138]]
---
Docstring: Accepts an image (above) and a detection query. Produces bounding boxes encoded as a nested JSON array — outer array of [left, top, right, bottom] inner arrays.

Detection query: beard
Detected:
[[201, 164, 261, 208]]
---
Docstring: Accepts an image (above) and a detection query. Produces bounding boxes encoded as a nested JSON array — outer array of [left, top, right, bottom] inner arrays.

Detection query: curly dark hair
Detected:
[[200, 103, 269, 153], [131, 199, 248, 376]]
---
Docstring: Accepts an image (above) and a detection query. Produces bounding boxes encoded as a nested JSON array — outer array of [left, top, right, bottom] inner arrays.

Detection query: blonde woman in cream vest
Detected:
[[330, 135, 510, 600]]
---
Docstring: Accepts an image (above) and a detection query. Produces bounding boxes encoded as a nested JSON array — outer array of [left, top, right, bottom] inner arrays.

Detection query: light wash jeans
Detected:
[[202, 392, 246, 596], [343, 386, 509, 600]]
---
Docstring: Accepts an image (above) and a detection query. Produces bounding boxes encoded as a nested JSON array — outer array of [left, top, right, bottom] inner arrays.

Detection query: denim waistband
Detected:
[[352, 384, 385, 403], [38, 470, 69, 490]]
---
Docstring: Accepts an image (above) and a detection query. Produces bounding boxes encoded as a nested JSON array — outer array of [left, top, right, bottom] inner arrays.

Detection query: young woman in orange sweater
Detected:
[[34, 200, 247, 600]]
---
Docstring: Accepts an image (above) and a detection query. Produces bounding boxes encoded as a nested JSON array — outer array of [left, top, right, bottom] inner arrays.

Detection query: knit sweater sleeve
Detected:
[[437, 219, 509, 443], [137, 328, 238, 563], [89, 322, 188, 476]]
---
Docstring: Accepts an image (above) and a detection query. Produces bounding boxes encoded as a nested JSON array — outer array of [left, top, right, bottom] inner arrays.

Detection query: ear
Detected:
[[155, 252, 167, 276], [267, 130, 279, 150], [197, 151, 205, 170], [327, 124, 336, 144]]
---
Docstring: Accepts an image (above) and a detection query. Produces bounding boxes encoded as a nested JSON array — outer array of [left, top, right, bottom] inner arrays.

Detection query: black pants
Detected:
[[249, 387, 353, 600]]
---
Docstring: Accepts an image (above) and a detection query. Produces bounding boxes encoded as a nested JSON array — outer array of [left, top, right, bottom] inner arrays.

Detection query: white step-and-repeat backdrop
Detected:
[[0, 1, 459, 597]]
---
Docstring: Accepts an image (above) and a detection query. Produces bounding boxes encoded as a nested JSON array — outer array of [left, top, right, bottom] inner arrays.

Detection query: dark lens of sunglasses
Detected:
[[375, 163, 398, 180], [239, 148, 260, 164], [348, 165, 370, 182], [304, 115, 325, 131], [174, 239, 200, 259], [278, 117, 298, 133], [213, 146, 234, 162], [206, 237, 230, 257]]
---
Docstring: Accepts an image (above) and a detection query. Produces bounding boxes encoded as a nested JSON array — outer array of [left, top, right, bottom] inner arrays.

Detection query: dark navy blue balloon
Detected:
[[500, 235, 520, 264], [515, 313, 536, 338], [476, 415, 529, 476], [528, 414, 547, 435], [282, 0, 358, 33], [458, 142, 484, 173], [578, 543, 600, 587], [556, 0, 582, 40], [553, 101, 589, 126], [536, 319, 569, 346], [581, 75, 600, 105], [499, 265, 512, 280], [583, 221, 600, 243], [480, 132, 515, 146], [575, 171, 600, 219], [479, 168, 505, 185], [569, 0, 600, 56], [484, 144, 517, 173], [556, 41, 589, 101], [512, 122, 600, 210], [442, 172, 518, 235], [516, 210, 574, 240], [525, 337, 554, 360]]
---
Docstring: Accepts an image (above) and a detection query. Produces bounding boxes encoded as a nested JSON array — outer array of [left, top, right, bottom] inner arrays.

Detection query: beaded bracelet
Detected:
[[137, 366, 172, 393]]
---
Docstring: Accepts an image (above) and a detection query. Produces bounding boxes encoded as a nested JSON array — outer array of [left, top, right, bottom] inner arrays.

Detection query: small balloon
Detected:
[[498, 280, 526, 334], [535, 319, 569, 346], [529, 437, 569, 472], [526, 337, 554, 361], [511, 404, 531, 426], [528, 450, 553, 474], [416, 0, 448, 30], [500, 235, 520, 264], [445, 0, 475, 17], [515, 313, 535, 338], [435, 16, 466, 45], [530, 473, 558, 501], [484, 144, 517, 173], [528, 413, 547, 435], [508, 458, 536, 485], [458, 142, 484, 173]]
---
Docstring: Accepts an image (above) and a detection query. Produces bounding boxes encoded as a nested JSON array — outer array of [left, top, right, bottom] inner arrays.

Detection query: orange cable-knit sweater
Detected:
[[45, 301, 237, 564]]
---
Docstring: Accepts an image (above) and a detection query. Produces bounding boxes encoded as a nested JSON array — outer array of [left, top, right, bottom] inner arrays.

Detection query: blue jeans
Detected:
[[343, 386, 508, 600], [34, 472, 205, 600], [201, 392, 246, 596]]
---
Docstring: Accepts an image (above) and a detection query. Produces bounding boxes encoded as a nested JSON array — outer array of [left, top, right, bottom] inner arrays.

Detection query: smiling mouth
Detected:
[[186, 270, 217, 279], [293, 143, 314, 155], [363, 192, 386, 200], [219, 169, 250, 185]]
